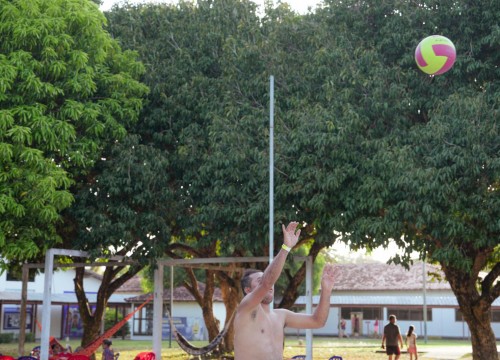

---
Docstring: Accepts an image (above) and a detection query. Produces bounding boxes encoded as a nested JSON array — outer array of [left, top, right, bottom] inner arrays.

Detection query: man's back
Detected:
[[384, 322, 401, 346]]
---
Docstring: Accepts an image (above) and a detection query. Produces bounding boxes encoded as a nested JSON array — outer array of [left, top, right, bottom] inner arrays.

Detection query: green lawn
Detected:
[[1, 337, 475, 360]]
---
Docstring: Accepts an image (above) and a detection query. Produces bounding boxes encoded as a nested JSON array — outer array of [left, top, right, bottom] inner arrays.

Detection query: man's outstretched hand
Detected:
[[282, 221, 301, 249], [321, 263, 335, 292]]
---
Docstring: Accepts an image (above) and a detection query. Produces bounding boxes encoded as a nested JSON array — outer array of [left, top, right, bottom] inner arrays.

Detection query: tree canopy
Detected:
[[0, 0, 148, 268], [1, 0, 494, 356], [104, 0, 499, 357]]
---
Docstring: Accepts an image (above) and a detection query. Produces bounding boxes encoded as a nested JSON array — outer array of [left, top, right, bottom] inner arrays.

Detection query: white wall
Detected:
[[0, 268, 102, 293], [130, 302, 226, 341], [285, 306, 500, 340], [0, 268, 138, 340]]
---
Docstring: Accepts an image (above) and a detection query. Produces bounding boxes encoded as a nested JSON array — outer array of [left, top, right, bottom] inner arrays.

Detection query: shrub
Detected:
[[104, 308, 130, 338], [0, 333, 14, 343], [25, 332, 35, 342]]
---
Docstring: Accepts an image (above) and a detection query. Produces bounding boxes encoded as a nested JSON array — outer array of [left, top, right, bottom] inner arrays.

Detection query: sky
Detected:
[[100, 0, 321, 13], [330, 241, 403, 263]]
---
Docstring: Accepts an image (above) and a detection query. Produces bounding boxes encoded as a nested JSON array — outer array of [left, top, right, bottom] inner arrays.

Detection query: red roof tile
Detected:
[[331, 262, 450, 291], [116, 274, 143, 293]]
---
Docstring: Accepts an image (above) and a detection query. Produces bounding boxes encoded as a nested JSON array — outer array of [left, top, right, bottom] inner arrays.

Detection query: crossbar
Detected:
[[29, 250, 313, 360]]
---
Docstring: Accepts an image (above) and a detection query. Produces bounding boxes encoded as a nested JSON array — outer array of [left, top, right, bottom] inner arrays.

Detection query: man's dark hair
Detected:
[[241, 269, 261, 295]]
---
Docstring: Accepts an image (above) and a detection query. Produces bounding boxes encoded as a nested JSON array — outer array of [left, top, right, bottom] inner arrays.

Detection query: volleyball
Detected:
[[415, 35, 456, 75]]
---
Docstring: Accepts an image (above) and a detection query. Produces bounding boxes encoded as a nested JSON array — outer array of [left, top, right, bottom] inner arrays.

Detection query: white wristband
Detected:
[[281, 244, 292, 252]]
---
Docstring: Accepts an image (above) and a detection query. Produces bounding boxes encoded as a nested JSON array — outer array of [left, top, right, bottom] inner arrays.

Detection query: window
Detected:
[[492, 310, 500, 323], [341, 307, 382, 320], [133, 304, 154, 336], [387, 308, 432, 321], [3, 307, 32, 330], [456, 309, 500, 322], [6, 268, 36, 282], [341, 307, 361, 319]]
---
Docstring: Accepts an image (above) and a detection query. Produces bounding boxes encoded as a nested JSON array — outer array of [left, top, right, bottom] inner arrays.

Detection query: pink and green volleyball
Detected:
[[415, 35, 456, 75]]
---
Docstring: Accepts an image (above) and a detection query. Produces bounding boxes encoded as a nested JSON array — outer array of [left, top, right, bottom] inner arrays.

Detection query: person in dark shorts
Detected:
[[381, 314, 404, 360]]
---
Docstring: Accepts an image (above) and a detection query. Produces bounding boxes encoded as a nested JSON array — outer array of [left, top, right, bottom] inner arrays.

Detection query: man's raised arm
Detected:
[[239, 221, 301, 308], [284, 263, 335, 329]]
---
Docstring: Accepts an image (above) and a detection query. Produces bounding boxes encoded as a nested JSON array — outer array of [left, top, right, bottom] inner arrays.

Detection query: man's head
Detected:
[[389, 314, 397, 323], [241, 269, 274, 304], [241, 269, 261, 295]]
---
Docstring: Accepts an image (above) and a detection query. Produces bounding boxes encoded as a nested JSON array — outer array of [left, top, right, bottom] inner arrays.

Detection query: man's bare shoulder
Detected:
[[273, 307, 294, 318], [273, 308, 290, 314]]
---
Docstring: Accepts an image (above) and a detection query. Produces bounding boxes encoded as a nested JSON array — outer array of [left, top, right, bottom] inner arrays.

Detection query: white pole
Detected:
[[305, 256, 313, 360], [423, 260, 428, 343], [37, 248, 123, 359], [40, 249, 55, 360], [269, 75, 275, 308], [153, 265, 164, 359], [169, 266, 174, 348]]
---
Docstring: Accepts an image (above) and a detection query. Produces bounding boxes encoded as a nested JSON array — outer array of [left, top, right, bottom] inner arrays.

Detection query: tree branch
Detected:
[[482, 261, 500, 299], [490, 278, 500, 301], [471, 247, 490, 283]]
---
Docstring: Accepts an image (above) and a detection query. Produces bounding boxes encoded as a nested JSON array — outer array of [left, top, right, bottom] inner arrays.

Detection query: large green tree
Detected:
[[68, 133, 175, 347], [105, 0, 268, 350], [104, 0, 499, 358], [0, 0, 149, 348], [0, 0, 148, 268], [108, 3, 360, 356], [297, 1, 500, 359]]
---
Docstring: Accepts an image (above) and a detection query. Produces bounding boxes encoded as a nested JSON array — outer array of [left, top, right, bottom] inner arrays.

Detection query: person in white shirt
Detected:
[[406, 325, 418, 360]]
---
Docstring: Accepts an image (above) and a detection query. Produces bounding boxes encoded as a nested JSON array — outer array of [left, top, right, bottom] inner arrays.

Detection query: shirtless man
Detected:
[[233, 221, 336, 360]]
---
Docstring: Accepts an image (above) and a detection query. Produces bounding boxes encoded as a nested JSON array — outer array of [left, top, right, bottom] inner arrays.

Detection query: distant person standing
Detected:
[[339, 318, 347, 338], [373, 317, 379, 338], [406, 325, 418, 360], [381, 315, 404, 360]]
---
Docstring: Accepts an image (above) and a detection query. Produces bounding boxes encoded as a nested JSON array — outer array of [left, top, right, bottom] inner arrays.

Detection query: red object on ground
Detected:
[[0, 356, 16, 360], [67, 355, 90, 360], [51, 353, 72, 360], [133, 352, 156, 360]]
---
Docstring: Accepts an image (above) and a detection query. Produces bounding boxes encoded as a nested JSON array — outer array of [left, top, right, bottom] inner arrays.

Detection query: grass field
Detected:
[[1, 337, 475, 360]]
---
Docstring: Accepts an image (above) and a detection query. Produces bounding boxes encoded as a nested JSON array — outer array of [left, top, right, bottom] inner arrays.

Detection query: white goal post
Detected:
[[34, 250, 313, 360]]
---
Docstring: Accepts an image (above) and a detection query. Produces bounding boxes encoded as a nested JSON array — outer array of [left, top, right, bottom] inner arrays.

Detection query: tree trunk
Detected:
[[279, 242, 323, 309], [200, 270, 220, 341], [218, 271, 242, 352], [74, 267, 105, 350], [465, 305, 498, 360], [441, 261, 499, 360], [279, 263, 307, 309], [80, 320, 103, 352], [74, 264, 142, 350]]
